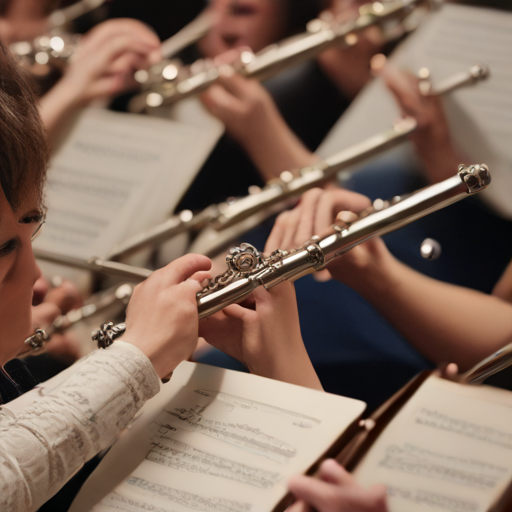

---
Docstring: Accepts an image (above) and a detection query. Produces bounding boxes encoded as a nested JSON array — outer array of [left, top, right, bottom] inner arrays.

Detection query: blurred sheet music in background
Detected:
[[319, 3, 512, 218], [34, 108, 222, 275]]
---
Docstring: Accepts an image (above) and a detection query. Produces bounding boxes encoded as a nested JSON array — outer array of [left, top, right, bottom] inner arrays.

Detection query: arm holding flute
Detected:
[[268, 185, 512, 372]]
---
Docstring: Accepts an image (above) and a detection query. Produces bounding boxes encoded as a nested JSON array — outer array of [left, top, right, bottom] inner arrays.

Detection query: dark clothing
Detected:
[[0, 359, 38, 405]]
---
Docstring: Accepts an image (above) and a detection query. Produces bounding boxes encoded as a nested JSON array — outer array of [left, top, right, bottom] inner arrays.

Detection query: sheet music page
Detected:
[[34, 108, 221, 260], [318, 4, 512, 218], [353, 376, 512, 512], [70, 361, 366, 512]]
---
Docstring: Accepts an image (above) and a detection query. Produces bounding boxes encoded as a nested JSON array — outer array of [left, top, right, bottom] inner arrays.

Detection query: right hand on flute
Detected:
[[200, 49, 316, 179], [381, 64, 464, 184], [123, 254, 212, 381], [199, 282, 323, 390], [29, 276, 83, 362]]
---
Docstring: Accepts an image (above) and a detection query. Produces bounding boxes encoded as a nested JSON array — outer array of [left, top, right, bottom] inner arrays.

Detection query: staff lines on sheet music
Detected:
[[386, 485, 479, 512], [159, 406, 297, 463], [379, 444, 506, 489], [415, 408, 512, 450], [124, 477, 252, 512], [73, 140, 161, 164], [47, 208, 109, 228], [100, 492, 169, 512], [192, 389, 321, 425], [147, 438, 282, 488], [47, 168, 134, 203]]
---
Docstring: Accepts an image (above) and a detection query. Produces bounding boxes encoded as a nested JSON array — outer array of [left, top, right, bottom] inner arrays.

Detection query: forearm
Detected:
[[345, 254, 512, 370], [247, 343, 323, 391], [237, 110, 319, 181], [0, 342, 160, 512]]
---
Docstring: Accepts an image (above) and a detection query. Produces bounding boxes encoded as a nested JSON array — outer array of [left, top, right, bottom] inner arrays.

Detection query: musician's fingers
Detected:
[[81, 18, 160, 54], [382, 64, 422, 118], [216, 71, 255, 100], [201, 83, 241, 117], [32, 302, 61, 328], [188, 271, 212, 285], [293, 188, 323, 246], [280, 206, 302, 250], [313, 269, 332, 282], [158, 254, 212, 286], [314, 189, 371, 234], [45, 280, 83, 314], [287, 500, 312, 512], [265, 211, 290, 253], [318, 460, 355, 486], [222, 304, 251, 321]]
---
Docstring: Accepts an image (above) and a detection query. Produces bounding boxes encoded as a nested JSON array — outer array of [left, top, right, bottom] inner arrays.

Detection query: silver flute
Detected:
[[197, 164, 490, 319], [33, 249, 152, 281], [11, 6, 214, 79], [128, 0, 434, 113], [110, 63, 489, 261]]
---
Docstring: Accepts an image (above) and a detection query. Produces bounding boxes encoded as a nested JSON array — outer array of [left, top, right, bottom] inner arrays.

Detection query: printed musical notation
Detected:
[[147, 439, 281, 488], [74, 362, 365, 512], [100, 478, 252, 512]]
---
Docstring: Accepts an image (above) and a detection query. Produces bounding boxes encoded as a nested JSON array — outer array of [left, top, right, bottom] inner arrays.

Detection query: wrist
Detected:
[[122, 334, 182, 381]]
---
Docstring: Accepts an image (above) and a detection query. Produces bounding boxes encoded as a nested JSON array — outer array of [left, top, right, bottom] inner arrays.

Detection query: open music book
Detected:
[[69, 362, 512, 512], [318, 3, 512, 219]]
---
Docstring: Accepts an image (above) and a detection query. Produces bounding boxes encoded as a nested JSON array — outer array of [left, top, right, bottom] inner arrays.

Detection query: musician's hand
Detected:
[[381, 64, 463, 183], [288, 459, 388, 512], [265, 187, 394, 288], [123, 254, 212, 380], [29, 279, 83, 362], [317, 0, 383, 99], [265, 187, 370, 252], [63, 18, 161, 104], [199, 282, 323, 390], [200, 53, 317, 179]]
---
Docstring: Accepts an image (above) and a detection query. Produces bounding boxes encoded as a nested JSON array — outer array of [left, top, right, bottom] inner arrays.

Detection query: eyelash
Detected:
[[20, 214, 44, 225], [0, 239, 19, 257]]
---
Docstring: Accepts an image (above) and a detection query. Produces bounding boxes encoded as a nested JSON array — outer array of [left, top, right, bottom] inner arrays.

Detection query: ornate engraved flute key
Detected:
[[128, 0, 432, 113], [197, 164, 491, 319]]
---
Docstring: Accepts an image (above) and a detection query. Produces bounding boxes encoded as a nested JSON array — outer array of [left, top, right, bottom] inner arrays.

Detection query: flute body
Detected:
[[129, 0, 430, 112], [197, 164, 490, 319]]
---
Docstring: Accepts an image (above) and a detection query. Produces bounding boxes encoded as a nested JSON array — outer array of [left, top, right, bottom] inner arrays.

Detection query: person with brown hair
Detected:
[[0, 41, 206, 510], [0, 39, 332, 509]]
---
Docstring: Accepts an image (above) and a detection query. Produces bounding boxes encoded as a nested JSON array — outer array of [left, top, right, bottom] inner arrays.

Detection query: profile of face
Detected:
[[0, 187, 44, 365], [199, 0, 288, 58]]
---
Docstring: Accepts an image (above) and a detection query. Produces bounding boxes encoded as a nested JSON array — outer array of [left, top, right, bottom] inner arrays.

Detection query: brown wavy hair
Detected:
[[0, 42, 48, 211]]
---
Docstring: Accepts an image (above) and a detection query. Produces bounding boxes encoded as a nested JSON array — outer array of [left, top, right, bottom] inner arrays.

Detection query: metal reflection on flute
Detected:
[[33, 249, 152, 281], [45, 283, 134, 339], [461, 343, 512, 384], [197, 164, 491, 319], [129, 0, 431, 112]]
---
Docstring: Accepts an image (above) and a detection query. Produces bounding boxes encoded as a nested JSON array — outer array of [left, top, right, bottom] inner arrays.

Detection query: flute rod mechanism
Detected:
[[461, 343, 512, 384], [34, 249, 152, 281], [197, 164, 491, 319]]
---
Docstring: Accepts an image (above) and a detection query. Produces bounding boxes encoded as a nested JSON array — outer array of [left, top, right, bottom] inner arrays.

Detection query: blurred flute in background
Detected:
[[128, 0, 437, 113], [109, 64, 488, 260]]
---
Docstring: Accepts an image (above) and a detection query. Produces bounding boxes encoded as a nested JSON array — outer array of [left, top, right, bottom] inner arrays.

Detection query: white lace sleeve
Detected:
[[0, 341, 160, 512]]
